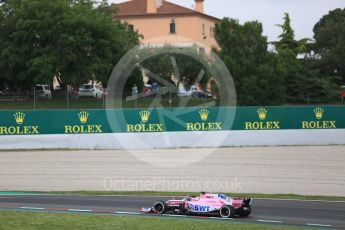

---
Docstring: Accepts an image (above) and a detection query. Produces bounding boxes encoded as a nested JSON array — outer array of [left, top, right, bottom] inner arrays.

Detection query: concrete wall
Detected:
[[1, 129, 345, 150]]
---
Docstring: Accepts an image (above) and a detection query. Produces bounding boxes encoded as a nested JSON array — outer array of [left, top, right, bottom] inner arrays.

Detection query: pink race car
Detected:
[[142, 192, 252, 218]]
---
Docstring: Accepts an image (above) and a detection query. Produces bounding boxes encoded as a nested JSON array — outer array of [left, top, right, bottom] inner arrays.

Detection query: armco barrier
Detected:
[[0, 106, 344, 149]]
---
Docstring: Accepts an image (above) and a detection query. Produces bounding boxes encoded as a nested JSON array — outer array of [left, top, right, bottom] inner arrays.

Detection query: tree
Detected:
[[123, 67, 144, 97], [275, 13, 309, 55], [275, 12, 339, 103], [312, 8, 345, 83], [0, 0, 141, 91], [214, 18, 285, 105], [0, 0, 20, 90], [276, 13, 296, 51], [142, 51, 211, 91]]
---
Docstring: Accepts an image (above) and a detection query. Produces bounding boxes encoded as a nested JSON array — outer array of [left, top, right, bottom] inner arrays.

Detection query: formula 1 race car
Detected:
[[142, 193, 252, 218]]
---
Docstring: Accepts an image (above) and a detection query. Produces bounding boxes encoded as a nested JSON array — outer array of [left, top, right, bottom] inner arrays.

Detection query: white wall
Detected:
[[1, 129, 344, 150]]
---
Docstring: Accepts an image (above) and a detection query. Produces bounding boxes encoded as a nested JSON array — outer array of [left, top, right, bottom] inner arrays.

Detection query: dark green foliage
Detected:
[[214, 18, 285, 105], [1, 2, 343, 105], [214, 12, 342, 105], [123, 67, 144, 97], [275, 12, 340, 103], [0, 0, 141, 91], [275, 13, 310, 55], [312, 8, 345, 84], [142, 52, 211, 89]]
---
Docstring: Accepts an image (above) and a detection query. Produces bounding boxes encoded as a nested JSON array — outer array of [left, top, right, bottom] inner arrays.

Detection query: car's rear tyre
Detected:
[[153, 201, 167, 214], [239, 205, 251, 217], [220, 205, 235, 218]]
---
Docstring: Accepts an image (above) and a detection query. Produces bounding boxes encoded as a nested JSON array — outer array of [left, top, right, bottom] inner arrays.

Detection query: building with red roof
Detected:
[[112, 0, 219, 49]]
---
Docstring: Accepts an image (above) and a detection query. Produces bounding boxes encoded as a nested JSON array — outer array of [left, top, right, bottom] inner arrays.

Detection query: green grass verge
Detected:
[[0, 211, 304, 230], [4, 191, 344, 201]]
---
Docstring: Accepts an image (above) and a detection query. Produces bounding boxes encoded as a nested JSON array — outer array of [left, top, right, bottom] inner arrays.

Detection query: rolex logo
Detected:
[[65, 111, 102, 134], [302, 107, 335, 129], [257, 108, 267, 121], [199, 109, 209, 122], [245, 108, 280, 130], [14, 112, 25, 124], [139, 110, 150, 123], [78, 111, 89, 124], [1, 112, 40, 135], [314, 107, 324, 120], [186, 109, 222, 131]]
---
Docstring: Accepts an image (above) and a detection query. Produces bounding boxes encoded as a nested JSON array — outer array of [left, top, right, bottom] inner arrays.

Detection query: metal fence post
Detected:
[[33, 86, 36, 110], [307, 95, 310, 105], [169, 87, 172, 108], [103, 94, 105, 109], [66, 87, 70, 109]]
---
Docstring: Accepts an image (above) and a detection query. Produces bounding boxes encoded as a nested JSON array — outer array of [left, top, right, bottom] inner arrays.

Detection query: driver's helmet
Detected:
[[184, 195, 196, 202], [200, 192, 207, 197]]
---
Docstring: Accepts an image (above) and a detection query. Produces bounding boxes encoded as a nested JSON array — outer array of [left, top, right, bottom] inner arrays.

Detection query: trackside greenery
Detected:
[[0, 211, 308, 230]]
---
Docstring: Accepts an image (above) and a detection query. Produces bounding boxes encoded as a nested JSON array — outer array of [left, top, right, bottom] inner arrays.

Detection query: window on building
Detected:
[[170, 19, 176, 34], [202, 24, 205, 35], [210, 27, 214, 37], [155, 0, 162, 8], [128, 24, 134, 31]]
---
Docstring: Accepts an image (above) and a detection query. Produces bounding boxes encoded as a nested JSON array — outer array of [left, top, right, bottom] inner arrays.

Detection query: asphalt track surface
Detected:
[[0, 195, 344, 229]]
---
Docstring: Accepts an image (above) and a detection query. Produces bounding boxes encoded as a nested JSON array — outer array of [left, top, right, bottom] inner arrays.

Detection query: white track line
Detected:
[[307, 223, 332, 227], [257, 220, 283, 224], [210, 217, 233, 220], [68, 209, 92, 212], [254, 198, 345, 203], [163, 214, 187, 218], [20, 207, 45, 210], [116, 211, 140, 215]]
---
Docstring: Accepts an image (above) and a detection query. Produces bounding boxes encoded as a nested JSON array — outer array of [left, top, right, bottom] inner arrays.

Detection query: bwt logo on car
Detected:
[[189, 204, 210, 212]]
